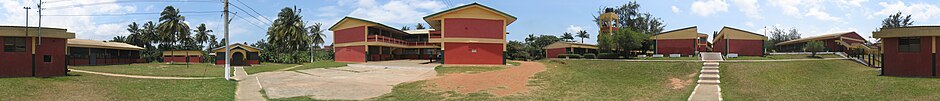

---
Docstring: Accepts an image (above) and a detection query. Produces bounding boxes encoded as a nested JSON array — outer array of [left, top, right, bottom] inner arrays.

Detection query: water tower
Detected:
[[598, 8, 619, 35]]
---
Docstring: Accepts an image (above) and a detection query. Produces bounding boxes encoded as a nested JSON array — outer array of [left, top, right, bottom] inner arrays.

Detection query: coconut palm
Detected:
[[307, 23, 325, 62], [193, 23, 213, 50], [267, 7, 309, 53], [576, 30, 590, 43], [158, 6, 192, 63]]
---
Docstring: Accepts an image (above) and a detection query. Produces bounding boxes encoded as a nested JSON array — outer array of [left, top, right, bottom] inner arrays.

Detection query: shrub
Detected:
[[597, 53, 621, 59], [583, 53, 597, 59], [557, 54, 583, 59]]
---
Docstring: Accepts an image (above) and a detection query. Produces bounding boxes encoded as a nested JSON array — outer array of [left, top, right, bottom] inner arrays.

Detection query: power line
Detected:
[[44, 0, 222, 10], [43, 11, 222, 16], [233, 0, 272, 23], [228, 4, 271, 25], [231, 13, 267, 31]]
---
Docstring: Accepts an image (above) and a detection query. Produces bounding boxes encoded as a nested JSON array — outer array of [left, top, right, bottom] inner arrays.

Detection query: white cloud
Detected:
[[745, 22, 755, 27], [769, 0, 823, 16], [690, 0, 729, 17], [671, 6, 680, 14], [566, 25, 586, 33], [0, 0, 136, 40], [347, 0, 446, 25], [875, 1, 940, 22], [835, 0, 868, 7], [316, 6, 341, 17], [731, 0, 762, 19], [805, 8, 843, 22]]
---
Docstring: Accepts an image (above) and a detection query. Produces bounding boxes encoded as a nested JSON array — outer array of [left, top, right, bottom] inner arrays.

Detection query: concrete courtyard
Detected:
[[249, 60, 438, 100]]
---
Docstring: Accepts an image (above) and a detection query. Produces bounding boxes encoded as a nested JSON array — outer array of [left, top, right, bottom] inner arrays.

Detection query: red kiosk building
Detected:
[[712, 26, 767, 56], [652, 26, 707, 55], [873, 26, 940, 77]]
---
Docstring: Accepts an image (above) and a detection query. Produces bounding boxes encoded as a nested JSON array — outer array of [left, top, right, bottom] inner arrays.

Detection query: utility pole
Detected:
[[36, 0, 44, 45], [223, 0, 232, 80], [24, 6, 32, 76]]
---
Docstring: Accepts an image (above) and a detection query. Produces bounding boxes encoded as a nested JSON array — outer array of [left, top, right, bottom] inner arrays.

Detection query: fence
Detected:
[[844, 49, 882, 68]]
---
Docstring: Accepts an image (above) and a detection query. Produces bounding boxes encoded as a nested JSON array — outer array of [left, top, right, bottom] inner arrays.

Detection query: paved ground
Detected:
[[234, 67, 266, 101], [68, 69, 218, 80], [689, 52, 723, 101], [252, 60, 438, 100]]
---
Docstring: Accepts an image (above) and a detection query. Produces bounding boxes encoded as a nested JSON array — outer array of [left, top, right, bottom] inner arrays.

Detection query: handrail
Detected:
[[366, 35, 435, 46]]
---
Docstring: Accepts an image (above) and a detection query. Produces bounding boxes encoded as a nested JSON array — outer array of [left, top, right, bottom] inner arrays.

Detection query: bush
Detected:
[[557, 54, 583, 59], [597, 53, 621, 59], [583, 53, 597, 59]]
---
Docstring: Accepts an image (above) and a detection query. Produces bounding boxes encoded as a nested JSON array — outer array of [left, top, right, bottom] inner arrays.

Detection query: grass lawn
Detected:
[[243, 63, 300, 74], [70, 63, 226, 77], [639, 56, 700, 60], [372, 60, 701, 100], [721, 60, 940, 100], [726, 54, 842, 60], [0, 72, 234, 100], [284, 61, 353, 71]]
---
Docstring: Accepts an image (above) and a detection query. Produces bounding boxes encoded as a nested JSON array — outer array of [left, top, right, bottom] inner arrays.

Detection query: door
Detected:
[[232, 52, 246, 66]]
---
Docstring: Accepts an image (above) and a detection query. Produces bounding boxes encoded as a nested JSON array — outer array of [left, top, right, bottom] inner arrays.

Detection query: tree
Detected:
[[307, 23, 326, 62], [267, 7, 310, 53], [193, 23, 213, 50], [576, 30, 589, 43], [767, 27, 802, 51], [110, 36, 127, 42], [401, 26, 410, 30], [523, 34, 562, 59], [415, 23, 426, 29], [881, 12, 914, 29], [561, 32, 575, 42], [602, 28, 647, 55], [803, 41, 826, 57], [593, 1, 664, 52], [157, 6, 192, 63]]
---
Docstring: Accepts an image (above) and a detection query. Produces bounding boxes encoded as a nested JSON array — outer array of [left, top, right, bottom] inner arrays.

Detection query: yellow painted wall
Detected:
[[653, 27, 698, 40]]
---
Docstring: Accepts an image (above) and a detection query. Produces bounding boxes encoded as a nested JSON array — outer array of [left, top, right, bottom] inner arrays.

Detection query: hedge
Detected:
[[597, 53, 621, 59], [557, 54, 583, 59], [582, 53, 596, 59]]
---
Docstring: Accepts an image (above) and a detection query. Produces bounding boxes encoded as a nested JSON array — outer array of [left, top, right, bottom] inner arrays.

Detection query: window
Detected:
[[3, 37, 26, 52], [898, 37, 920, 52], [43, 55, 52, 63]]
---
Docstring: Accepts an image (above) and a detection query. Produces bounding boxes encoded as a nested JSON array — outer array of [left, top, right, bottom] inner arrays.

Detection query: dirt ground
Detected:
[[429, 61, 547, 96], [668, 72, 698, 90]]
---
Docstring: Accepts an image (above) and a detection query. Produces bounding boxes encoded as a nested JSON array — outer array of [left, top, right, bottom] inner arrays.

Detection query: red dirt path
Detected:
[[430, 61, 547, 96]]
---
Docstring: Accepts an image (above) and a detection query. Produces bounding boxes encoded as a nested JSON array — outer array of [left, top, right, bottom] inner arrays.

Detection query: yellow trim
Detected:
[[503, 19, 507, 51], [543, 42, 599, 49], [334, 42, 441, 49], [933, 37, 936, 53], [841, 37, 866, 43], [873, 27, 940, 38], [229, 49, 248, 59], [713, 27, 766, 43], [0, 28, 76, 39], [653, 27, 698, 40], [162, 51, 204, 56], [330, 18, 378, 31], [429, 38, 506, 44], [212, 44, 262, 52], [425, 5, 515, 29], [441, 19, 446, 50]]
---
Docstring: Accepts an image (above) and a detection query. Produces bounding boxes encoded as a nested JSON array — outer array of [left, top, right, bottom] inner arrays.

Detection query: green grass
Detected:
[[243, 63, 299, 74], [639, 56, 701, 60], [0, 72, 234, 100], [373, 60, 701, 100], [285, 61, 353, 71], [721, 60, 940, 100], [70, 63, 225, 77], [433, 65, 507, 76], [507, 61, 522, 66], [726, 54, 842, 60]]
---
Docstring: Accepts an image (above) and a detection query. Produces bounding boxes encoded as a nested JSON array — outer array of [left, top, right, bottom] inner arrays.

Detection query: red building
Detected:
[[67, 39, 145, 66], [0, 26, 74, 78], [873, 26, 940, 77], [543, 42, 598, 58], [212, 43, 262, 66], [652, 26, 706, 55], [162, 50, 203, 63], [330, 3, 515, 65], [775, 32, 867, 52], [713, 26, 767, 56]]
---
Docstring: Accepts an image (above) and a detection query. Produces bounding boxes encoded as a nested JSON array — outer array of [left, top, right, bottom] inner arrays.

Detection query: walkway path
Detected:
[[274, 65, 304, 71], [689, 53, 723, 101], [68, 69, 217, 80], [246, 60, 438, 100], [235, 67, 267, 101]]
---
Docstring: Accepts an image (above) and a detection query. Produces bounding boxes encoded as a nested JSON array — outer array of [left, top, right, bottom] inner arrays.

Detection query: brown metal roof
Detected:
[[67, 39, 144, 50], [775, 32, 856, 45]]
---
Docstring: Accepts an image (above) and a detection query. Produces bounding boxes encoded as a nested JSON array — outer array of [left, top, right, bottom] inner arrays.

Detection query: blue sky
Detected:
[[3, 0, 940, 45]]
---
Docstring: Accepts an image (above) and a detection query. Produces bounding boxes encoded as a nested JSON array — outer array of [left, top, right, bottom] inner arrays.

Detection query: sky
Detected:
[[2, 0, 940, 46]]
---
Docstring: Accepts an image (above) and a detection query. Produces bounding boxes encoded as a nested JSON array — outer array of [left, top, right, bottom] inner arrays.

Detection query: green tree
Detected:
[[157, 6, 191, 50], [401, 26, 411, 30], [767, 27, 802, 51], [561, 32, 575, 42], [523, 34, 562, 60], [593, 1, 664, 52], [881, 12, 913, 29], [803, 41, 826, 57], [307, 23, 326, 62], [601, 28, 647, 55], [416, 23, 426, 29], [267, 7, 310, 53], [506, 40, 531, 60], [192, 23, 213, 50], [576, 30, 589, 43]]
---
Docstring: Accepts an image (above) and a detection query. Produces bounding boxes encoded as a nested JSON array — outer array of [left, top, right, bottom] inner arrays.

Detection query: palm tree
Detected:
[[576, 30, 590, 43], [158, 6, 192, 63], [193, 23, 213, 50], [416, 23, 425, 29], [267, 7, 309, 53], [561, 32, 575, 42], [307, 23, 325, 62]]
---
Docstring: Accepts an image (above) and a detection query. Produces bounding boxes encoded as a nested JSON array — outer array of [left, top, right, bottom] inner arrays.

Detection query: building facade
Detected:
[[652, 26, 703, 55], [775, 32, 867, 52], [713, 26, 767, 56], [212, 43, 261, 66], [543, 42, 598, 58], [331, 3, 515, 65], [66, 39, 145, 66], [873, 26, 940, 77], [162, 50, 203, 63], [0, 26, 74, 78]]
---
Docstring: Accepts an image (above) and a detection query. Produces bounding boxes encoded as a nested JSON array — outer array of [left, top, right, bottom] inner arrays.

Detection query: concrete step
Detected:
[[703, 66, 719, 70], [701, 69, 720, 74], [697, 79, 721, 84], [703, 62, 720, 66], [699, 74, 720, 80]]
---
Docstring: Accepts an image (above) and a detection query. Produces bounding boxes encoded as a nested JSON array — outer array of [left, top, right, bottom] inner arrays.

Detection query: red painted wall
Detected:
[[334, 26, 366, 44], [545, 48, 565, 58], [442, 18, 504, 39], [163, 56, 203, 63], [215, 59, 261, 65], [715, 39, 763, 56], [0, 37, 67, 77], [656, 39, 696, 55], [443, 43, 503, 65], [882, 37, 934, 77], [335, 46, 366, 63], [714, 39, 726, 53]]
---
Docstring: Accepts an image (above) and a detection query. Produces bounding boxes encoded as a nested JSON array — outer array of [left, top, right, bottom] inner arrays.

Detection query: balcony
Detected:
[[366, 35, 435, 47]]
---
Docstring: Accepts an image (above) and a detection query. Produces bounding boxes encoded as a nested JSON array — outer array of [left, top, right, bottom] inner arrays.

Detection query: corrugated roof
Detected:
[[543, 42, 598, 49], [404, 29, 436, 34], [775, 32, 855, 45], [67, 39, 144, 50]]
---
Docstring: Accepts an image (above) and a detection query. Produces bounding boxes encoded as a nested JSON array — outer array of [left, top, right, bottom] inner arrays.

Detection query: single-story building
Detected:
[[162, 50, 203, 63], [652, 26, 703, 55], [543, 42, 598, 58], [66, 39, 145, 66], [212, 43, 261, 66], [872, 26, 940, 77], [331, 3, 515, 65], [712, 26, 767, 56], [775, 32, 867, 52], [0, 26, 74, 78], [697, 33, 710, 52]]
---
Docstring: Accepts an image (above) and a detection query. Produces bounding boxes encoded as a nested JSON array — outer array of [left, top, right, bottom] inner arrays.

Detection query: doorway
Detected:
[[232, 52, 247, 66]]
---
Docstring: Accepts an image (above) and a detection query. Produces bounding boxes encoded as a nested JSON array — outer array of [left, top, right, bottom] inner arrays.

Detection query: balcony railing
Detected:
[[366, 35, 435, 46]]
